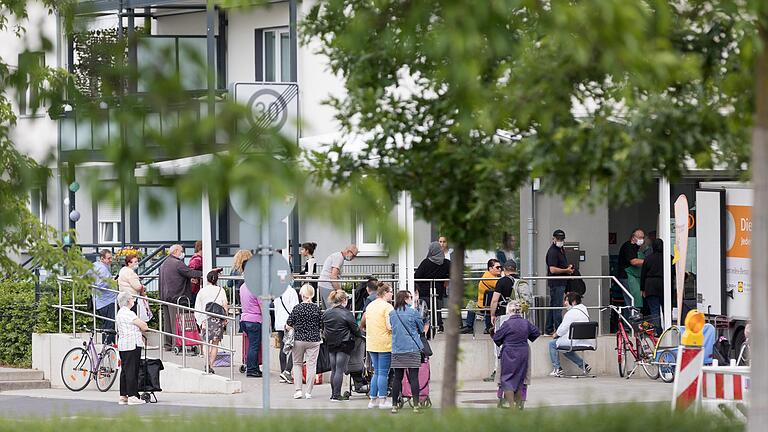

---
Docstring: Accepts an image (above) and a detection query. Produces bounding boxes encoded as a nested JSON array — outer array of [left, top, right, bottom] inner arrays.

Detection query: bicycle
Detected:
[[61, 327, 119, 392], [602, 305, 659, 380], [654, 325, 680, 383]]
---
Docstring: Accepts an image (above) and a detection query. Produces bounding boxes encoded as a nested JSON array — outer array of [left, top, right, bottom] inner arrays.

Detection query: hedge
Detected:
[[0, 280, 91, 367], [0, 404, 745, 431]]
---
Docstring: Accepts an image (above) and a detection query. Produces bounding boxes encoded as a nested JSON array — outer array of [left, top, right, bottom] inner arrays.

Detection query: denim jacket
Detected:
[[389, 307, 424, 354]]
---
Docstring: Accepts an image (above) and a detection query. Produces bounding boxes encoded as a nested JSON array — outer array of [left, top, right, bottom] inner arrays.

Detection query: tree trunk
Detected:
[[748, 26, 768, 432], [441, 243, 465, 409]]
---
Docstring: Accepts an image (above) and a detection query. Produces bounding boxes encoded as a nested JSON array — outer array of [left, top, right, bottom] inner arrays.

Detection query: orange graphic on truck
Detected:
[[726, 205, 751, 259]]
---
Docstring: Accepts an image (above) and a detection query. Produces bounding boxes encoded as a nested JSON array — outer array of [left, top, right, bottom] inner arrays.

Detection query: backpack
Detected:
[[514, 279, 534, 305], [566, 269, 587, 296]]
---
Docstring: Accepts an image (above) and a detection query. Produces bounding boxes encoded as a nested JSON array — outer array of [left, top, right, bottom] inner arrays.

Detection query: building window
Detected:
[[98, 194, 122, 244], [356, 216, 387, 256], [17, 52, 45, 115], [28, 188, 45, 221], [258, 28, 291, 82], [99, 222, 122, 244]]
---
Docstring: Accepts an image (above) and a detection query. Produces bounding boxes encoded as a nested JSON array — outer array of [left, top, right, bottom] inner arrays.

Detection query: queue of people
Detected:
[[103, 234, 603, 409]]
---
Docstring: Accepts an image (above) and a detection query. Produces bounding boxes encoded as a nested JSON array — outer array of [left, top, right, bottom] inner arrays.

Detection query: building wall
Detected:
[[519, 184, 610, 309], [1, 2, 64, 231]]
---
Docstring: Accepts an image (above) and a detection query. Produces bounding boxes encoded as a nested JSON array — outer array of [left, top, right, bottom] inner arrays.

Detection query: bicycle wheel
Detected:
[[96, 347, 119, 392], [617, 333, 630, 378], [658, 349, 677, 383], [61, 347, 92, 391], [639, 336, 659, 380]]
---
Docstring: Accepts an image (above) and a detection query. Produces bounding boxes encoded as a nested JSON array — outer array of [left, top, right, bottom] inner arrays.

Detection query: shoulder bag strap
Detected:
[[279, 296, 290, 314], [393, 309, 421, 348]]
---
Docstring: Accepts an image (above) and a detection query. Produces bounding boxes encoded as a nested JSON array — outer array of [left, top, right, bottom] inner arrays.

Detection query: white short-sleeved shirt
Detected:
[[194, 284, 228, 326], [116, 307, 144, 351]]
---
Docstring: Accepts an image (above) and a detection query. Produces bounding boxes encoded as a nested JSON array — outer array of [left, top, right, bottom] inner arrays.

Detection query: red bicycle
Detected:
[[602, 305, 659, 380]]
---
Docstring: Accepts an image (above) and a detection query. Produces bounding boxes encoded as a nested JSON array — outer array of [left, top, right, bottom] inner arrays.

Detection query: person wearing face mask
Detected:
[[159, 244, 203, 351], [548, 292, 593, 377], [317, 244, 359, 310], [617, 229, 646, 317], [322, 290, 361, 401], [544, 229, 573, 335], [117, 254, 154, 328]]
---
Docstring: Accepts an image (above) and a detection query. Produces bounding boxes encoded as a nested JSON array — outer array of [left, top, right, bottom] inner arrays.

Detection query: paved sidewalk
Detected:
[[1, 369, 672, 414]]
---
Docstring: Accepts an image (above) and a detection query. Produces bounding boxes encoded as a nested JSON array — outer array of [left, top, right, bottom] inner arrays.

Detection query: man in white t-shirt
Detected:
[[317, 245, 358, 309], [548, 292, 594, 377]]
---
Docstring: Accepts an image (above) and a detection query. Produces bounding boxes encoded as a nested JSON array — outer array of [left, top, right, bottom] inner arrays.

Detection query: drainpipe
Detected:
[[526, 182, 537, 281]]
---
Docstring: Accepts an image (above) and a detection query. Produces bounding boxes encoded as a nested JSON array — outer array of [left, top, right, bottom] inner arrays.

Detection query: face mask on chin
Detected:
[[555, 241, 564, 248]]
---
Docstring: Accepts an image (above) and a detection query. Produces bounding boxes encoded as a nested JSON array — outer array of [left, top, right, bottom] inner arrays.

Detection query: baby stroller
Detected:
[[398, 358, 432, 408], [138, 346, 164, 403], [173, 296, 202, 355], [344, 336, 371, 398]]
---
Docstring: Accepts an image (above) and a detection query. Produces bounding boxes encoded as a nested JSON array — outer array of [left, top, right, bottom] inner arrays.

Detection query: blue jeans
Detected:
[[545, 286, 566, 334], [368, 351, 391, 399], [97, 303, 116, 345], [464, 310, 492, 331], [644, 295, 662, 336], [548, 339, 585, 369], [240, 321, 262, 375]]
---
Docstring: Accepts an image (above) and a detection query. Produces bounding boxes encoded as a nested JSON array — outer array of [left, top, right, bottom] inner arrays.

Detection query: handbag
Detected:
[[205, 287, 226, 316], [393, 309, 429, 363], [316, 342, 332, 374], [137, 298, 153, 322], [282, 329, 295, 354]]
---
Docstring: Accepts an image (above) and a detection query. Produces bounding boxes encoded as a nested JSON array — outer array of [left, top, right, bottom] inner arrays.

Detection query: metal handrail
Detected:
[[55, 276, 237, 380], [137, 244, 169, 271]]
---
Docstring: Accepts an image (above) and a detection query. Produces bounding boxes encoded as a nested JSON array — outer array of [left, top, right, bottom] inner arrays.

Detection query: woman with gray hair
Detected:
[[491, 300, 540, 409], [115, 291, 149, 405]]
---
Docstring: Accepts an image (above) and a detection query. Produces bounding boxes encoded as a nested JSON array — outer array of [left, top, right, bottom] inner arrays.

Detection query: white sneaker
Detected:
[[367, 399, 379, 409], [304, 393, 312, 399], [549, 367, 564, 377], [378, 399, 393, 409], [118, 397, 127, 405], [127, 396, 145, 405], [293, 390, 304, 399]]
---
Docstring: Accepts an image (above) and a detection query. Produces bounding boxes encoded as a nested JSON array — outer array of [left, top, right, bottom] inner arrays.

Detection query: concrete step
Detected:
[[0, 369, 45, 382], [0, 379, 51, 391]]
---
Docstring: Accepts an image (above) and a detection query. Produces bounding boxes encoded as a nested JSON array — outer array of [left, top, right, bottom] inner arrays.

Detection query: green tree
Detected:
[[303, 0, 757, 408]]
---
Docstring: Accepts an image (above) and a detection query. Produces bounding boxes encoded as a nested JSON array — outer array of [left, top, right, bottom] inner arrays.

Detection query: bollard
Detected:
[[671, 310, 706, 411]]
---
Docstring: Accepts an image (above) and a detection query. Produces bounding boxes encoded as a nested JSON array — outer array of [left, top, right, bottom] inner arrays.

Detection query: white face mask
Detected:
[[179, 252, 185, 260], [131, 263, 139, 270], [555, 241, 564, 248], [635, 238, 644, 246]]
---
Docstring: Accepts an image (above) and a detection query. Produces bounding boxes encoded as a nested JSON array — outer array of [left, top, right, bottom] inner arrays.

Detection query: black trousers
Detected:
[[119, 347, 142, 397], [392, 367, 420, 405]]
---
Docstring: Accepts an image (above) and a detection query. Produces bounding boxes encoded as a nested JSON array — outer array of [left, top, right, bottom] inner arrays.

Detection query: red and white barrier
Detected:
[[672, 346, 705, 411], [698, 363, 750, 420]]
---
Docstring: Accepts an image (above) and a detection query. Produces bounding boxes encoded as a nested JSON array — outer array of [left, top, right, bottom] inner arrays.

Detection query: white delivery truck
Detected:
[[695, 182, 751, 355]]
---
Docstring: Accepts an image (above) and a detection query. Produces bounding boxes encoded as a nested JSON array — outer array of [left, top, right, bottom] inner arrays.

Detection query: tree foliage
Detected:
[[303, 0, 761, 407]]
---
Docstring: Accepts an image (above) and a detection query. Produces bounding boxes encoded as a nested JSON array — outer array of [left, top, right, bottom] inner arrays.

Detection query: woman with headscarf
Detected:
[[491, 300, 540, 410], [414, 241, 451, 333]]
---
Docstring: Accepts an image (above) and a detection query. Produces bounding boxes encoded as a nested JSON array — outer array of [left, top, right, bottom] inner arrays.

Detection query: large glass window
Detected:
[[17, 52, 45, 115], [262, 28, 292, 82]]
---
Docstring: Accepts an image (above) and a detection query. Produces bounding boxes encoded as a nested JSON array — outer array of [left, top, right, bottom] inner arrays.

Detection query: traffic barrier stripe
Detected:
[[673, 346, 704, 410], [701, 370, 748, 401]]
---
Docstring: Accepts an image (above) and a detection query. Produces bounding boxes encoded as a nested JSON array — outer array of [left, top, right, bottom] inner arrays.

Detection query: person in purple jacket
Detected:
[[491, 300, 540, 409], [239, 259, 263, 378]]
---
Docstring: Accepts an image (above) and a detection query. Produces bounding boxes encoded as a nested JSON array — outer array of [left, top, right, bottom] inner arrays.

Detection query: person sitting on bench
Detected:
[[548, 292, 593, 377]]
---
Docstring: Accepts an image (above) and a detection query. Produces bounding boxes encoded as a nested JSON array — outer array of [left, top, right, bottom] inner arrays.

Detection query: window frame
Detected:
[[355, 215, 387, 257], [257, 27, 291, 83], [17, 51, 46, 116]]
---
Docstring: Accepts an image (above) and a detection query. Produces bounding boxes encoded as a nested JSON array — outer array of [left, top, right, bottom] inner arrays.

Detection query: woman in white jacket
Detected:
[[274, 285, 300, 383], [548, 292, 593, 377]]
